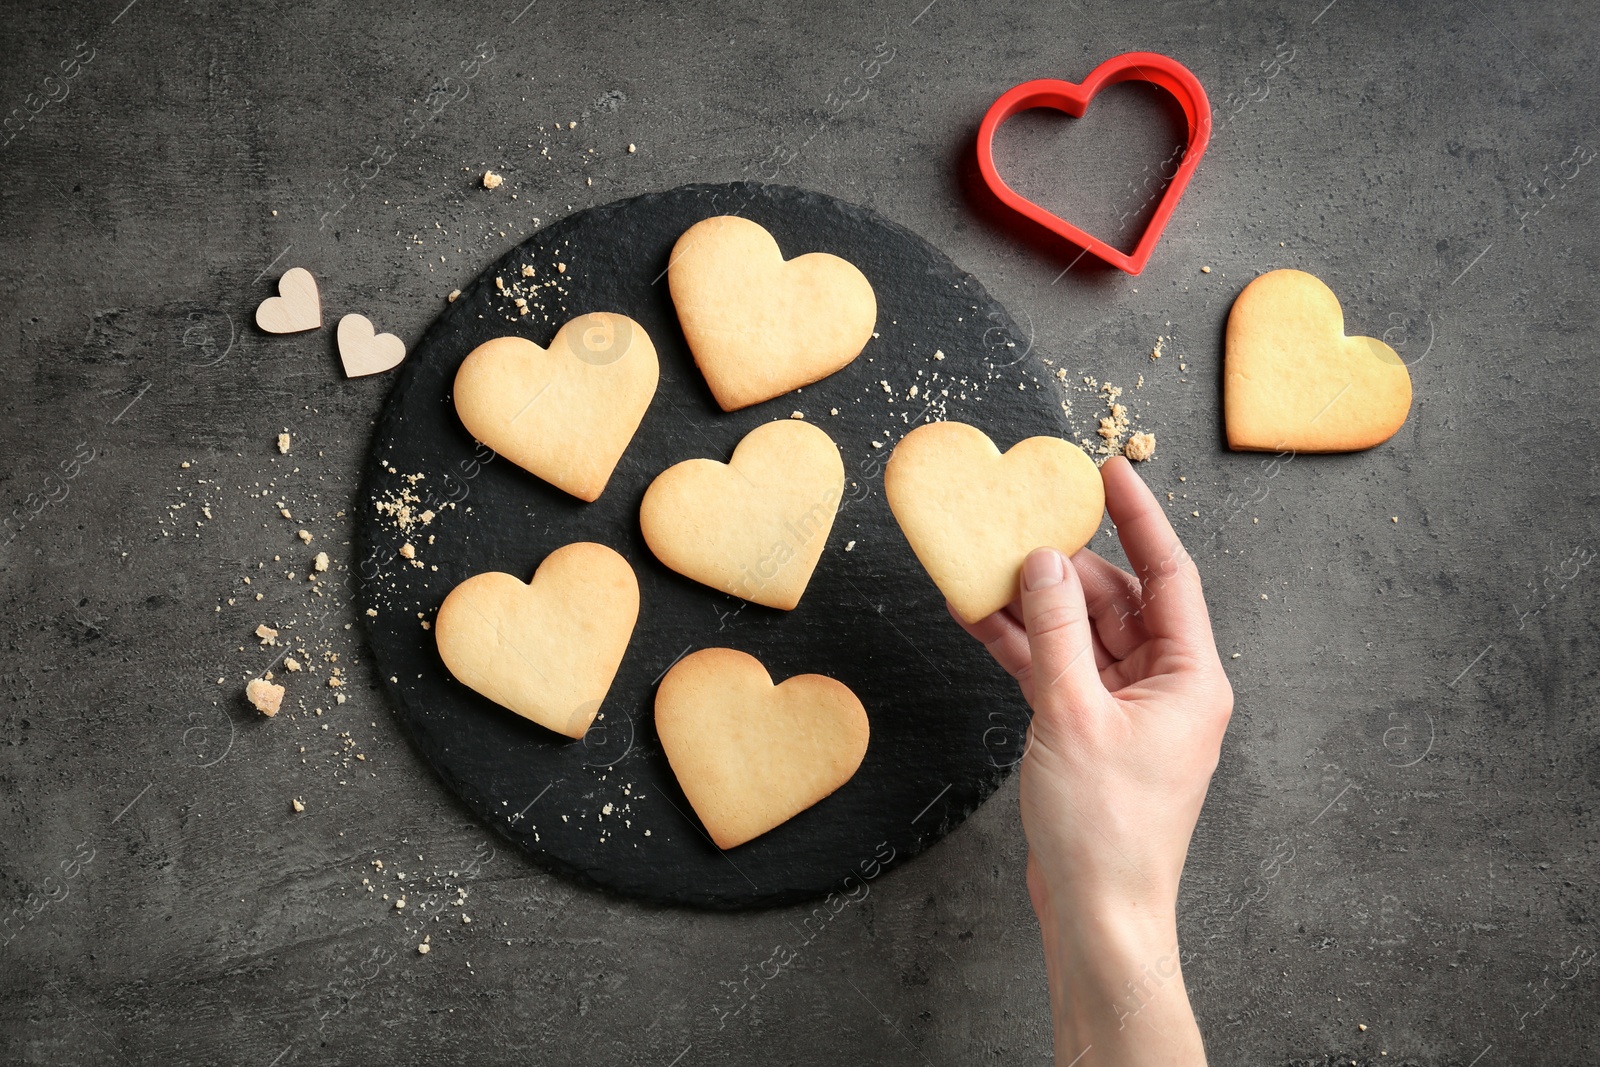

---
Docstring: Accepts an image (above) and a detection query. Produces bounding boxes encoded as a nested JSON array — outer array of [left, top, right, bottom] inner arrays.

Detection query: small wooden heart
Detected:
[[885, 421, 1105, 624], [655, 647, 869, 850], [338, 313, 407, 378], [1224, 269, 1412, 452], [667, 215, 876, 411], [434, 542, 639, 739], [639, 419, 843, 610], [453, 314, 659, 502], [255, 267, 322, 334]]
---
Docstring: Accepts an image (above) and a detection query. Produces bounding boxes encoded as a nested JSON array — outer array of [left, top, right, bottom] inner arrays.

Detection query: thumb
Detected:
[[1019, 548, 1104, 714]]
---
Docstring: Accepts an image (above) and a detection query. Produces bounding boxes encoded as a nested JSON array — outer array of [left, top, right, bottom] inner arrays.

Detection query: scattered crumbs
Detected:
[[285, 658, 302, 672], [246, 678, 285, 717], [880, 380, 892, 394], [521, 264, 535, 278], [448, 288, 461, 303], [399, 542, 416, 560], [482, 170, 503, 190], [291, 798, 305, 813], [313, 551, 329, 572], [1260, 594, 1269, 600], [297, 529, 313, 544], [932, 349, 944, 360], [277, 432, 291, 454], [180, 461, 191, 469], [255, 624, 279, 645], [845, 540, 856, 551], [568, 121, 577, 129], [1151, 336, 1165, 360], [790, 410, 804, 419], [1124, 431, 1156, 462]]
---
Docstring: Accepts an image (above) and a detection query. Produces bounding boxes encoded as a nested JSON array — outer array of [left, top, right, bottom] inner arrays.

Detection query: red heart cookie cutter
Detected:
[[976, 52, 1211, 276]]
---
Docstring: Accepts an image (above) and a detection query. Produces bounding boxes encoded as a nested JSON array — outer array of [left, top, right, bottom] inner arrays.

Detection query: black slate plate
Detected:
[[358, 182, 1065, 908]]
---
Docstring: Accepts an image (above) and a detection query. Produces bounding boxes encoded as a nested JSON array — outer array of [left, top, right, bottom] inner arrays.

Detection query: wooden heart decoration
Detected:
[[338, 313, 407, 378], [655, 647, 869, 850], [885, 421, 1104, 624], [640, 419, 843, 610], [255, 267, 322, 333], [434, 542, 639, 739], [667, 215, 876, 411], [1224, 269, 1412, 452], [975, 52, 1212, 276], [453, 314, 659, 502]]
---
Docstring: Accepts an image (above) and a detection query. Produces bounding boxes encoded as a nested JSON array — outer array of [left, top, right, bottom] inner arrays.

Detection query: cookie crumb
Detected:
[[297, 529, 312, 544], [1124, 432, 1156, 462], [418, 942, 431, 955], [448, 289, 461, 303], [521, 264, 535, 277], [313, 551, 329, 572], [276, 433, 291, 454], [1151, 336, 1165, 360], [1201, 265, 1212, 274], [557, 262, 567, 273], [790, 410, 804, 419], [482, 170, 503, 190], [291, 798, 305, 813], [1391, 516, 1399, 523], [246, 678, 285, 717], [255, 624, 279, 645], [845, 540, 856, 551], [627, 143, 636, 153], [285, 657, 302, 672], [399, 542, 416, 560]]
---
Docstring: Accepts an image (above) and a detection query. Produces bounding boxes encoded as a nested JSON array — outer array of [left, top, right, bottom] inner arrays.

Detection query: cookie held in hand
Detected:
[[454, 314, 659, 502], [1224, 269, 1412, 452], [434, 542, 639, 739], [655, 648, 869, 850], [885, 421, 1104, 624], [667, 215, 876, 411]]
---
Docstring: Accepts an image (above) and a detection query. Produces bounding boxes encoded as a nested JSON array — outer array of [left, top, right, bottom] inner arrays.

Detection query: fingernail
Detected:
[[1024, 548, 1064, 590]]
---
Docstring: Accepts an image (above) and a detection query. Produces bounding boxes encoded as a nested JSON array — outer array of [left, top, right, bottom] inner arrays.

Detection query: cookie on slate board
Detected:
[[1224, 269, 1412, 452], [667, 215, 876, 411], [885, 421, 1105, 624], [655, 647, 870, 850], [640, 419, 844, 610], [434, 542, 639, 739], [453, 313, 659, 502]]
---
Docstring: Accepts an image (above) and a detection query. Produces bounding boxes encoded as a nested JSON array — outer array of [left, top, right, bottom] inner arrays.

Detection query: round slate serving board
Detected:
[[359, 182, 1067, 908]]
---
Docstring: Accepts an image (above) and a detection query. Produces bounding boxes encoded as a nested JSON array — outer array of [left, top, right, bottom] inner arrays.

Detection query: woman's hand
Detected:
[[952, 455, 1232, 1066]]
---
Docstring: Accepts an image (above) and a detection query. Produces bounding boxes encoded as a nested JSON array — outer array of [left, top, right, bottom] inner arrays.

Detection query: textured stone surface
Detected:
[[0, 1, 1595, 1064]]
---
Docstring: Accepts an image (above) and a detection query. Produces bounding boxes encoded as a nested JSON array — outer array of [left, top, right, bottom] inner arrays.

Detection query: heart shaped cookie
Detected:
[[640, 419, 843, 610], [434, 542, 639, 739], [885, 421, 1104, 624], [255, 267, 322, 333], [454, 314, 659, 502], [667, 215, 876, 411], [1224, 269, 1412, 452], [338, 313, 407, 377], [655, 647, 869, 850]]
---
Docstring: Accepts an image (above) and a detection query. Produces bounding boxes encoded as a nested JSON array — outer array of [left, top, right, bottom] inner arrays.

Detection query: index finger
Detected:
[[1099, 456, 1217, 650]]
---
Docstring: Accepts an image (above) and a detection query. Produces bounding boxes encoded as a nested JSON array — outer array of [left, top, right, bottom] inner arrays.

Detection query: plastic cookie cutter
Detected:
[[976, 51, 1212, 276]]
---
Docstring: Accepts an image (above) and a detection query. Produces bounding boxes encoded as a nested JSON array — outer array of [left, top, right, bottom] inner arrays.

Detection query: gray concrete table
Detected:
[[1, 1, 1595, 1064]]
